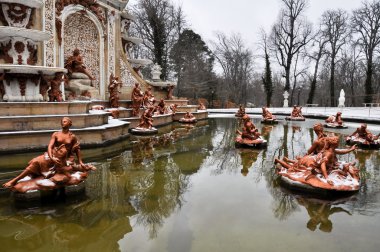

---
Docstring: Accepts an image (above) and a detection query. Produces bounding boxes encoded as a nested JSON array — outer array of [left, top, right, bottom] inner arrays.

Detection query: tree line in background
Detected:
[[130, 0, 380, 107]]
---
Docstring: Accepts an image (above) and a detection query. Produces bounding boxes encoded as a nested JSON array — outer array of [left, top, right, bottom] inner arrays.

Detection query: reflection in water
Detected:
[[296, 196, 351, 233], [238, 149, 259, 176], [1, 118, 380, 251]]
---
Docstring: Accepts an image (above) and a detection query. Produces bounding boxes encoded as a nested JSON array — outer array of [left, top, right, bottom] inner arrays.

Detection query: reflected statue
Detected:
[[296, 197, 351, 233], [2, 117, 96, 193], [239, 149, 259, 176]]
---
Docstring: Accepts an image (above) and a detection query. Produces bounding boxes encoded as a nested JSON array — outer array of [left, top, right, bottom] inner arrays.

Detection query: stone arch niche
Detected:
[[59, 6, 105, 99]]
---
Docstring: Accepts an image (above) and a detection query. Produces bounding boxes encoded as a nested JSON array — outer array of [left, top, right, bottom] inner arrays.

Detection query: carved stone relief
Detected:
[[44, 0, 55, 67], [108, 10, 115, 77], [120, 58, 136, 88], [0, 3, 33, 28], [64, 13, 100, 89], [0, 38, 37, 65]]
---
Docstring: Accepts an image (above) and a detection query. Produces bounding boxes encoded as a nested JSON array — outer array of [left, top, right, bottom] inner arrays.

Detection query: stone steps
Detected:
[[0, 101, 91, 116], [0, 112, 109, 131], [0, 119, 130, 154]]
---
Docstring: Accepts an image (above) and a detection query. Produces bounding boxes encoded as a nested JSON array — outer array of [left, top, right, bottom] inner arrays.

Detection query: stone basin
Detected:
[[0, 0, 43, 8], [0, 65, 67, 75], [0, 27, 52, 41]]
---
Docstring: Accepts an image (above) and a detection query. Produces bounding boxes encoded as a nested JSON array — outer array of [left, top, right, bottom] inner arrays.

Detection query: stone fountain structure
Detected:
[[0, 0, 208, 158], [0, 0, 66, 101]]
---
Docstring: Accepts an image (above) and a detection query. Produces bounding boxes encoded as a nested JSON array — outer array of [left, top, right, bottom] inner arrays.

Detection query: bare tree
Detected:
[[306, 30, 328, 104], [131, 0, 186, 80], [321, 9, 350, 106], [270, 0, 312, 92], [259, 29, 273, 106], [289, 50, 308, 105], [338, 46, 364, 106], [351, 0, 380, 103], [211, 32, 254, 105]]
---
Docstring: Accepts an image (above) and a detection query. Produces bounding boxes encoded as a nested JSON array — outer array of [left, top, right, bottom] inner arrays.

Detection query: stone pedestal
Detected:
[[66, 73, 99, 100], [283, 91, 289, 108]]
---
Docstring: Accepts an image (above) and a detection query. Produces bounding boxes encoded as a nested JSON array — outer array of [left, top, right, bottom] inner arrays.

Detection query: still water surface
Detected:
[[1, 117, 380, 252]]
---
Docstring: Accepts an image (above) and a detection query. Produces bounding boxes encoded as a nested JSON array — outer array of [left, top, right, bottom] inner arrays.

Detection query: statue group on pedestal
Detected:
[[3, 117, 96, 193]]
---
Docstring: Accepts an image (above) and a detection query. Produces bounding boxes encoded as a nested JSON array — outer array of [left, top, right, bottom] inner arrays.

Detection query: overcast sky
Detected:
[[128, 0, 363, 48]]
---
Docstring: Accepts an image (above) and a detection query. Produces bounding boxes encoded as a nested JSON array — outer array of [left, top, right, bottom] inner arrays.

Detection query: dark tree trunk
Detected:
[[364, 59, 373, 103]]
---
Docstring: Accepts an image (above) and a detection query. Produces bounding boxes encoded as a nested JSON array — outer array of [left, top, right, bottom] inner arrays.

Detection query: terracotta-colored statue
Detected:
[[108, 74, 122, 108], [235, 114, 266, 147], [155, 98, 168, 115], [65, 48, 95, 80], [286, 105, 305, 121], [325, 112, 346, 128], [166, 85, 174, 100], [169, 104, 178, 114], [2, 117, 96, 193], [346, 123, 380, 146], [131, 82, 144, 116], [137, 106, 155, 129], [235, 104, 245, 117], [40, 72, 67, 102], [275, 135, 359, 191], [143, 87, 155, 108], [198, 102, 206, 110], [179, 111, 197, 123], [307, 123, 327, 155], [262, 107, 275, 120]]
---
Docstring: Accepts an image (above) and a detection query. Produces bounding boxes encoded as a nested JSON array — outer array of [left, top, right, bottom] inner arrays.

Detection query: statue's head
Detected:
[[337, 112, 342, 115], [313, 123, 324, 134], [325, 136, 339, 148], [61, 117, 72, 128], [361, 123, 367, 129], [242, 114, 250, 121], [73, 48, 80, 55]]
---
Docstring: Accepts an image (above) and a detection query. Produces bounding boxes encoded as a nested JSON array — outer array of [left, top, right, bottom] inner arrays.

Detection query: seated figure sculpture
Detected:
[[137, 106, 155, 129], [275, 130, 359, 191], [261, 106, 277, 123], [325, 112, 346, 128], [286, 105, 305, 121], [65, 49, 95, 80], [179, 111, 197, 123], [155, 98, 169, 115], [2, 117, 96, 193], [235, 114, 266, 148], [235, 104, 246, 117], [131, 82, 144, 116], [346, 123, 380, 147], [198, 102, 206, 110]]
